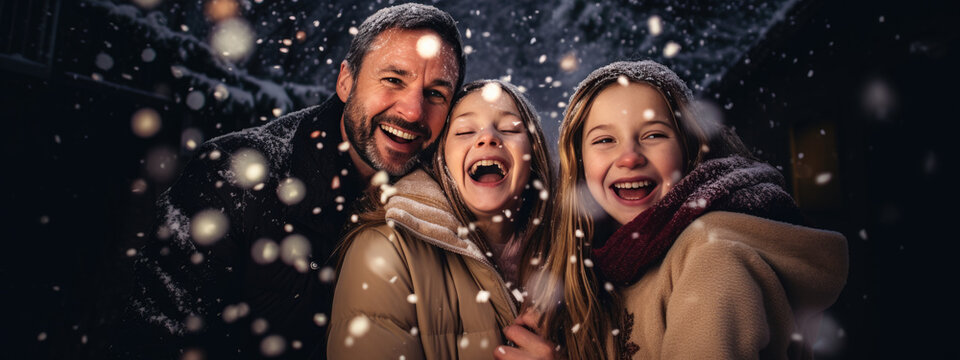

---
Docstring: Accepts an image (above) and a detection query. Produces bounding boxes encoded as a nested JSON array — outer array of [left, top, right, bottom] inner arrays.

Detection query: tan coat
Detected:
[[619, 211, 848, 360], [328, 170, 518, 359]]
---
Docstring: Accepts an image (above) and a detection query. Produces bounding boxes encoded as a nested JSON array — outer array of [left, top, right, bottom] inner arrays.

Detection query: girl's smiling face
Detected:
[[444, 90, 533, 218], [581, 82, 684, 225]]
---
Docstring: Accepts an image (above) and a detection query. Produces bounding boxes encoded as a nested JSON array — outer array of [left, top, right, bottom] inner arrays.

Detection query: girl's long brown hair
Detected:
[[532, 60, 752, 359], [432, 79, 556, 287]]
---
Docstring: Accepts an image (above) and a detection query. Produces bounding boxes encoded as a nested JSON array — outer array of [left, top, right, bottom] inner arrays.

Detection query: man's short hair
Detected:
[[344, 3, 465, 89]]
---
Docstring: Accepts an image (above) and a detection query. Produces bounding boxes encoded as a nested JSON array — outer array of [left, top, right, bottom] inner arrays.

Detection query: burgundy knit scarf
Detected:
[[591, 156, 804, 286]]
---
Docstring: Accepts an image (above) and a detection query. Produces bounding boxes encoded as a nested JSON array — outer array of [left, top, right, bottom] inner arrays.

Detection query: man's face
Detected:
[[337, 28, 459, 176]]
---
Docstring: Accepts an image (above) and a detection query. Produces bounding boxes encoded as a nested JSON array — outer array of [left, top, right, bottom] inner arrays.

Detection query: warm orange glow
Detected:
[[296, 30, 307, 42], [205, 0, 239, 22]]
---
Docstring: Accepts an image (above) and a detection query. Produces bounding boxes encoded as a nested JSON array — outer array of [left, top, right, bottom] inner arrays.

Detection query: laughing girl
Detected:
[[532, 61, 849, 359], [328, 80, 555, 359]]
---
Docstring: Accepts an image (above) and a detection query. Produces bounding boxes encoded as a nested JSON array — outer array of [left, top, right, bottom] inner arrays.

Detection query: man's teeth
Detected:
[[613, 180, 653, 189], [380, 124, 417, 140], [469, 159, 505, 175]]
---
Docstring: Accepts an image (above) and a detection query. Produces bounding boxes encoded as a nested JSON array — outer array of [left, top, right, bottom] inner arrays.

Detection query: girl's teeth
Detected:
[[614, 181, 651, 189], [469, 160, 504, 174]]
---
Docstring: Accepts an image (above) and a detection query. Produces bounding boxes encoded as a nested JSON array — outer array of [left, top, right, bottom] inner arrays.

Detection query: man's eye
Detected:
[[384, 77, 402, 85], [426, 89, 447, 101]]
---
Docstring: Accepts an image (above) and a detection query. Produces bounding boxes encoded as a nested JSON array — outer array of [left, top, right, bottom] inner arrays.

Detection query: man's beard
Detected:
[[342, 96, 434, 176]]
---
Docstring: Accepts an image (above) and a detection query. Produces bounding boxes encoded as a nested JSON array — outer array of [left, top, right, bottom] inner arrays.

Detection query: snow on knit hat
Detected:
[[562, 60, 694, 135]]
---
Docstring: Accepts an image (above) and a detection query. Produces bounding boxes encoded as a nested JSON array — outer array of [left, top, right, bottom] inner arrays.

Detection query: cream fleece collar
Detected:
[[383, 169, 487, 261]]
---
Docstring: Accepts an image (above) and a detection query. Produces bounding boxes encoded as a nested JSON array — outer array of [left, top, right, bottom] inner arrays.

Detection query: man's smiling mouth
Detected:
[[380, 124, 419, 143]]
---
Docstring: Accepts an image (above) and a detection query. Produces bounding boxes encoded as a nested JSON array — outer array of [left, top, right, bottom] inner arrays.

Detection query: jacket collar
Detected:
[[383, 169, 521, 319], [383, 169, 488, 262]]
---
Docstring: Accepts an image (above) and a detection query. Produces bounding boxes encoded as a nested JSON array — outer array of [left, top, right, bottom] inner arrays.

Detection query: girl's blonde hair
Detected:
[[531, 60, 751, 359]]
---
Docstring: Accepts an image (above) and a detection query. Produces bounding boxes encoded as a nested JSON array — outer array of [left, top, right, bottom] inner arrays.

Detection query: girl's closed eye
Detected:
[[591, 136, 614, 145]]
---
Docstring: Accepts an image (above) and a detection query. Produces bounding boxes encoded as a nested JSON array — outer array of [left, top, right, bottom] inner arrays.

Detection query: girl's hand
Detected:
[[494, 309, 563, 360]]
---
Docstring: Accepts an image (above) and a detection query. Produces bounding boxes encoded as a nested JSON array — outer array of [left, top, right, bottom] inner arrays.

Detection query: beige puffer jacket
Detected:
[[618, 211, 848, 359], [328, 169, 518, 359]]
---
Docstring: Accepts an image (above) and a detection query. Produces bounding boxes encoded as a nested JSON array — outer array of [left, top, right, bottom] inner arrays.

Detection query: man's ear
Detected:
[[336, 60, 353, 102]]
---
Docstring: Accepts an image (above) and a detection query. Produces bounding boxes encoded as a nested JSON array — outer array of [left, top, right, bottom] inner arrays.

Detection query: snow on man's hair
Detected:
[[344, 3, 465, 89]]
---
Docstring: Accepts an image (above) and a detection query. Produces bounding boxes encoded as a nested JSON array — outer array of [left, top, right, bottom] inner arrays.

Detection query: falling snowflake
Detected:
[[476, 290, 491, 303], [313, 313, 328, 327], [280, 234, 311, 272], [190, 209, 229, 246], [277, 177, 307, 205], [663, 41, 681, 57], [416, 34, 441, 59], [349, 315, 371, 337], [481, 83, 502, 103], [230, 148, 268, 188], [260, 334, 286, 357], [371, 171, 390, 187], [648, 16, 663, 35], [210, 18, 255, 61], [131, 108, 161, 138], [815, 172, 832, 185], [560, 52, 578, 72], [251, 238, 279, 264], [380, 184, 398, 204], [511, 289, 524, 302]]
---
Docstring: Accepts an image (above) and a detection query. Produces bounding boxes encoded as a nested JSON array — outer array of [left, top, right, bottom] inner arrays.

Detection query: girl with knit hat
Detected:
[[512, 60, 849, 359]]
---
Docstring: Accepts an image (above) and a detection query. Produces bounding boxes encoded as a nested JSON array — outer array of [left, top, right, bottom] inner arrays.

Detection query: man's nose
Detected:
[[615, 143, 647, 168], [393, 89, 425, 123]]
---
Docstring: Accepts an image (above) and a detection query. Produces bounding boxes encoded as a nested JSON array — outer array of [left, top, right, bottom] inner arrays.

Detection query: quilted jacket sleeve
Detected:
[[328, 226, 425, 359]]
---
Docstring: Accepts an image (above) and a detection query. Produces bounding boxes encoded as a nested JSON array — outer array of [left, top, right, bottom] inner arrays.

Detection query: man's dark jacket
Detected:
[[129, 95, 361, 359]]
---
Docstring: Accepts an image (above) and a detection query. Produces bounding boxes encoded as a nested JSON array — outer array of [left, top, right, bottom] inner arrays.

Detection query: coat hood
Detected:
[[687, 211, 849, 314]]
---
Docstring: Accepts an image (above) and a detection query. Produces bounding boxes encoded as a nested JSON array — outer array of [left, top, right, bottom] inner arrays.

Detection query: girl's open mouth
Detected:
[[611, 179, 656, 201], [468, 159, 507, 183]]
